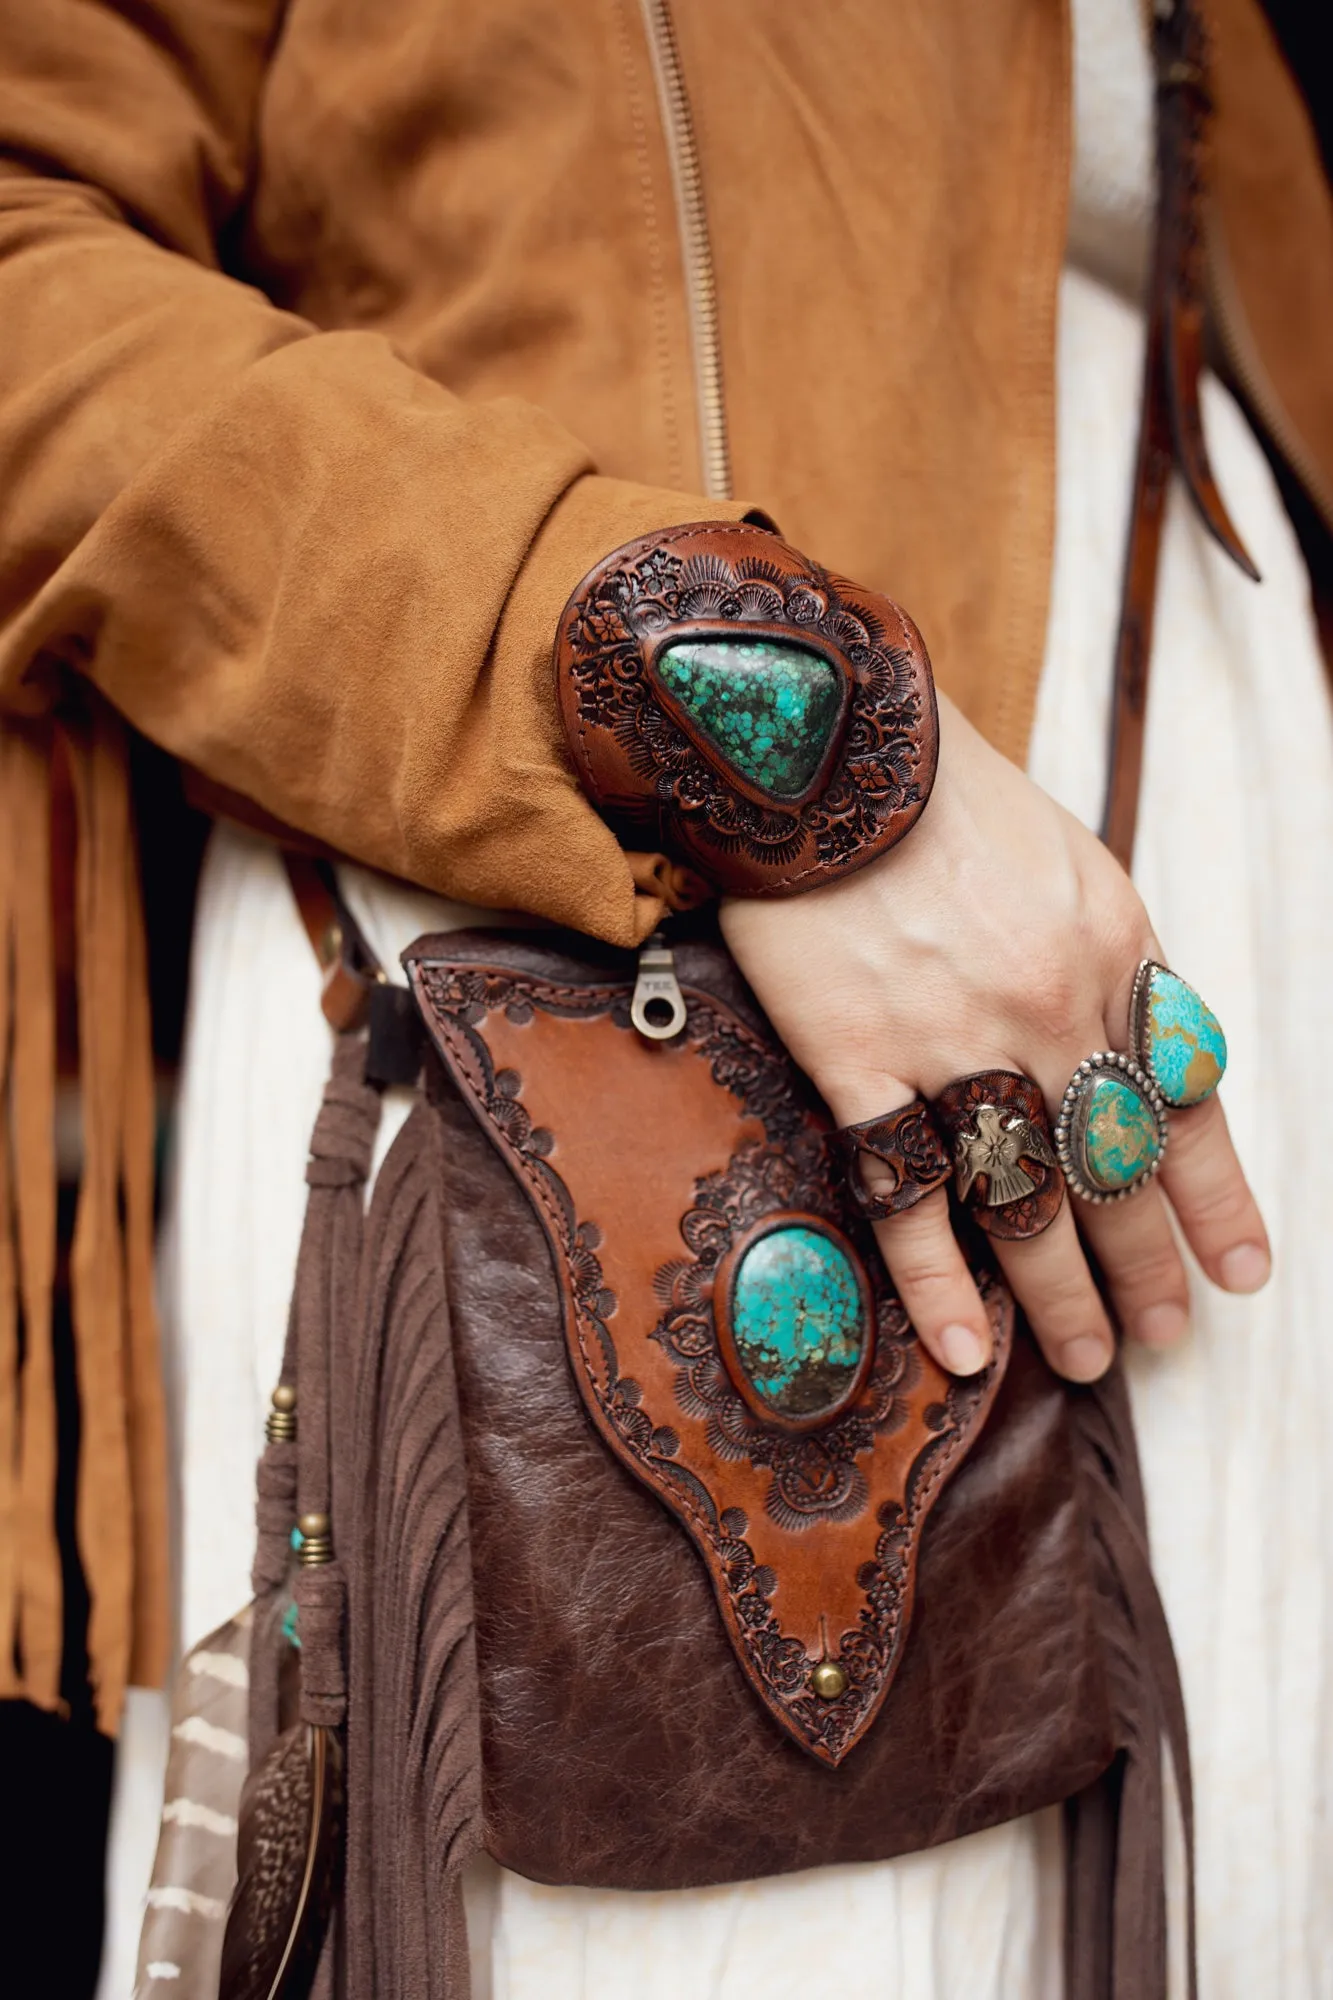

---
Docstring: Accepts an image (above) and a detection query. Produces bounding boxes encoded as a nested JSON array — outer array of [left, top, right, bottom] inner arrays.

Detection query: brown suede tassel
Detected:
[[229, 1033, 482, 1999]]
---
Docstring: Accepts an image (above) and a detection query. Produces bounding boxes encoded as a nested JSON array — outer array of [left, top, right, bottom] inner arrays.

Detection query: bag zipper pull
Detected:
[[631, 930, 687, 1041]]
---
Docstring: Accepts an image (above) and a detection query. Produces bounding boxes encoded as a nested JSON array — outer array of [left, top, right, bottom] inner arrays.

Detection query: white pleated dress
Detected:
[[105, 0, 1333, 1992]]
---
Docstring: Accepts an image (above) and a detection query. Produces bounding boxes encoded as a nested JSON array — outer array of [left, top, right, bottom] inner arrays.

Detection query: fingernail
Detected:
[[1058, 1335, 1112, 1383], [939, 1324, 988, 1376], [1135, 1302, 1189, 1348], [1219, 1243, 1270, 1293]]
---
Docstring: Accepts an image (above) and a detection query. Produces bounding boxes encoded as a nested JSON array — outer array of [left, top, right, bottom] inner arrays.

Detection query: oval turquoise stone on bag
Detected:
[[729, 1225, 865, 1420], [655, 638, 842, 798], [1082, 1076, 1161, 1190], [1141, 968, 1226, 1106]]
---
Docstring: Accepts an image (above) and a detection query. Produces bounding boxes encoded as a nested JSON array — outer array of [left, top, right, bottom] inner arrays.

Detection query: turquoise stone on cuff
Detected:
[[1140, 967, 1226, 1107], [1082, 1075, 1162, 1191], [729, 1224, 866, 1421], [655, 638, 842, 798]]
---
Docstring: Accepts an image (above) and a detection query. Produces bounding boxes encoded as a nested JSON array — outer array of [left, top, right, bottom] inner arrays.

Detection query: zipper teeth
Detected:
[[1209, 218, 1333, 540], [638, 0, 732, 501]]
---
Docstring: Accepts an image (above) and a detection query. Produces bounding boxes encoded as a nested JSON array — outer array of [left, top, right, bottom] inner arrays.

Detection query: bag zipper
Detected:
[[1209, 221, 1333, 541], [631, 928, 687, 1040], [637, 0, 733, 500]]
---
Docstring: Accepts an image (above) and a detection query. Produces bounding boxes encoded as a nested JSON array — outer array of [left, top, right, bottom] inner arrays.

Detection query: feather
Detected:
[[220, 1721, 344, 2000]]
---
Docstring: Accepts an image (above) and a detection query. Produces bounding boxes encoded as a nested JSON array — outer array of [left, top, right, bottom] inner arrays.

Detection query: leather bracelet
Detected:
[[553, 522, 939, 897]]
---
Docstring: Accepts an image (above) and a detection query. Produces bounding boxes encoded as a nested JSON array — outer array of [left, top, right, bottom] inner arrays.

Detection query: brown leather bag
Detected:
[[226, 922, 1193, 2000]]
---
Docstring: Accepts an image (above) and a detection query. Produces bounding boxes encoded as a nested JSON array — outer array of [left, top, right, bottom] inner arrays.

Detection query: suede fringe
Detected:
[[0, 700, 167, 1730], [245, 1038, 482, 1997], [1064, 1365, 1197, 2000]]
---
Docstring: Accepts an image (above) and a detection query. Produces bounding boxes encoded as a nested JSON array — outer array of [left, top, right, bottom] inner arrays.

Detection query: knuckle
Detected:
[[1010, 1250, 1109, 1344], [1180, 1170, 1253, 1235], [1118, 1248, 1187, 1303], [894, 1247, 965, 1299], [1036, 1269, 1102, 1324], [1100, 893, 1152, 970], [1165, 1098, 1219, 1157], [1025, 959, 1087, 1048], [1044, 1302, 1114, 1351], [1113, 1261, 1189, 1319], [878, 1206, 963, 1297], [1088, 1206, 1185, 1305], [1165, 1110, 1254, 1233]]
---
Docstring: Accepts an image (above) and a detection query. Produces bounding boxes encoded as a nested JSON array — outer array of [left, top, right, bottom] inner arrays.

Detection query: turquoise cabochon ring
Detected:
[[1054, 1051, 1169, 1204], [1127, 958, 1227, 1108]]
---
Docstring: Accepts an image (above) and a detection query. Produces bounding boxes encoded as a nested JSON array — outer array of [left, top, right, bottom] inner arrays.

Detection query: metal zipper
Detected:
[[1209, 220, 1333, 541], [637, 0, 733, 500], [630, 928, 687, 1040]]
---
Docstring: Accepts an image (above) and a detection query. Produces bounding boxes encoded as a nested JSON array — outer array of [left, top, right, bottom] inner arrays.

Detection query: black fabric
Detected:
[[0, 1269, 113, 2000]]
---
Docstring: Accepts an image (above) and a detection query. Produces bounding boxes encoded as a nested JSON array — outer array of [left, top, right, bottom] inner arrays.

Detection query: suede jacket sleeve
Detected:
[[0, 1, 745, 946]]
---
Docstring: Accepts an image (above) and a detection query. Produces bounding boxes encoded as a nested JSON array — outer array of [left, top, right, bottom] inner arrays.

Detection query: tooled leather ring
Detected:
[[933, 1070, 1066, 1240], [553, 522, 939, 897], [830, 1100, 953, 1222]]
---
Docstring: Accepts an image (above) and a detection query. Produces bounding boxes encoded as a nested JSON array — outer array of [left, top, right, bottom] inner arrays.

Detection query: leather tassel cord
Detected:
[[1101, 0, 1259, 870], [0, 697, 167, 1731]]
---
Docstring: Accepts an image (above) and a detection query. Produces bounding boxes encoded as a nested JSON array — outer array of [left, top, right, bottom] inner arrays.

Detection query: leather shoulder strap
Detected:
[[1102, 0, 1259, 871]]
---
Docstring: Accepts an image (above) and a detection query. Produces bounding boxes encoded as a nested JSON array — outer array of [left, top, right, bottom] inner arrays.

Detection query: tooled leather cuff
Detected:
[[553, 522, 939, 896]]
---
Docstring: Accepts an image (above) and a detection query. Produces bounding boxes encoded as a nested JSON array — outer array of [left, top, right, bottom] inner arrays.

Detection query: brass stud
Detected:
[[298, 1512, 330, 1539], [272, 1384, 297, 1412], [810, 1660, 848, 1701]]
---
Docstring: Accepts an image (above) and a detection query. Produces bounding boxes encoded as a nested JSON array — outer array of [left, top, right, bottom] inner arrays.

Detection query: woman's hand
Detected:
[[720, 692, 1270, 1382]]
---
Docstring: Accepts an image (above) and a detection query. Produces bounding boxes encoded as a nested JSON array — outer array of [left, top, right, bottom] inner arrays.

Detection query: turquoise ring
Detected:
[[1128, 959, 1227, 1108], [1054, 1052, 1168, 1204]]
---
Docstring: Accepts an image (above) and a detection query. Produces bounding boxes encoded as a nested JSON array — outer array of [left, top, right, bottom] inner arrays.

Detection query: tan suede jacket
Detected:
[[0, 0, 1328, 1728]]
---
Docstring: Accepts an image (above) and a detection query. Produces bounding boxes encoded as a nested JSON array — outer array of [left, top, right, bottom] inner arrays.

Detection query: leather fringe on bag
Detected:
[[227, 1036, 481, 2000], [1064, 1371, 1195, 2000], [0, 692, 166, 1731]]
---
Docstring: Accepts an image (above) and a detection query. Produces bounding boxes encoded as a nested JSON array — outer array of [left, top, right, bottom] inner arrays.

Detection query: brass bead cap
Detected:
[[265, 1381, 298, 1442], [297, 1512, 330, 1538]]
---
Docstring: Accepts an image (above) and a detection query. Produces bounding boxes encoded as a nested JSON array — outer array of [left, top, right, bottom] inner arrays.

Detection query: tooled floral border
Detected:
[[413, 961, 1002, 1763]]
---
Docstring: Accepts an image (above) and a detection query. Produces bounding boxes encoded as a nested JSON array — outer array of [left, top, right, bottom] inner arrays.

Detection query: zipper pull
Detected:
[[631, 930, 687, 1041]]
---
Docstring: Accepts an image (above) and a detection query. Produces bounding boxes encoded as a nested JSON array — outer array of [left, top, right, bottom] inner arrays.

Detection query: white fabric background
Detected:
[[102, 0, 1333, 1991]]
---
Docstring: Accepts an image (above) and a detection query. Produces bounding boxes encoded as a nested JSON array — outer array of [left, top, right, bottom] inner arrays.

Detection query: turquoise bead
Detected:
[[729, 1224, 865, 1421], [1142, 968, 1226, 1107], [655, 638, 842, 798], [281, 1597, 302, 1650], [1083, 1076, 1161, 1190]]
